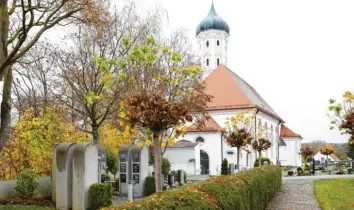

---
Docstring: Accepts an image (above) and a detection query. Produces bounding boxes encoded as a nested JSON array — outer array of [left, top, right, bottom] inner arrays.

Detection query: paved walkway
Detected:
[[267, 179, 320, 210]]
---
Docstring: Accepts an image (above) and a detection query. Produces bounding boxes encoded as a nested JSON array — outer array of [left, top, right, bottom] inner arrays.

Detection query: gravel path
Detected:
[[267, 179, 320, 210]]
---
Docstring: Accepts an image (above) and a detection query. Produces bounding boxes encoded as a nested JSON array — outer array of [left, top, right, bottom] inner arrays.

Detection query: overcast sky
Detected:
[[125, 0, 354, 143]]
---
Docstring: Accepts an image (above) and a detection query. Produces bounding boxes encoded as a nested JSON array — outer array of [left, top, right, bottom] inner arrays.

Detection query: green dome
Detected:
[[196, 3, 230, 36]]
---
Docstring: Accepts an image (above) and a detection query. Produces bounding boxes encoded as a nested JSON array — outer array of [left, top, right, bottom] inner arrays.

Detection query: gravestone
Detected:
[[119, 146, 131, 196], [97, 145, 107, 182], [72, 143, 99, 210], [52, 145, 57, 203], [130, 145, 149, 198], [230, 163, 235, 174], [55, 142, 76, 210]]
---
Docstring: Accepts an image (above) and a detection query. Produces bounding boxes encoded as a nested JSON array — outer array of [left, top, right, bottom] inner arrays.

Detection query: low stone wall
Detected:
[[0, 176, 52, 199]]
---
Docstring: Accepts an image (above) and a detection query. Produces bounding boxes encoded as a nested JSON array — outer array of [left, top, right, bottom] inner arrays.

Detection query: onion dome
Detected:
[[196, 2, 230, 36]]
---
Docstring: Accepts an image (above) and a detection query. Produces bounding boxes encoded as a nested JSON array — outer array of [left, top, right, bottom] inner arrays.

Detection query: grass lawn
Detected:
[[0, 205, 54, 210], [314, 178, 354, 210]]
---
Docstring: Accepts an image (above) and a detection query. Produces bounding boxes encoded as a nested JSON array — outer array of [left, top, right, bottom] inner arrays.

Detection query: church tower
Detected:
[[196, 2, 230, 77]]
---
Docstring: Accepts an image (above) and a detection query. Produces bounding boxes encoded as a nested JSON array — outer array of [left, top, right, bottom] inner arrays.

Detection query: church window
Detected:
[[226, 150, 235, 156], [206, 59, 209, 66], [217, 40, 220, 46], [217, 58, 220, 66], [206, 41, 209, 47], [196, 137, 205, 143]]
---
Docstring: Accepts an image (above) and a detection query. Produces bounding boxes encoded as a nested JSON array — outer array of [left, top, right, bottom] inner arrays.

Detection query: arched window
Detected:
[[196, 137, 205, 143], [206, 41, 209, 47], [206, 59, 209, 66], [217, 58, 220, 66], [217, 40, 220, 46]]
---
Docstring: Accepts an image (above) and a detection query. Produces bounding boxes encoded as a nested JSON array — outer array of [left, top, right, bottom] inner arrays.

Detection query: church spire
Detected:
[[196, 1, 230, 77]]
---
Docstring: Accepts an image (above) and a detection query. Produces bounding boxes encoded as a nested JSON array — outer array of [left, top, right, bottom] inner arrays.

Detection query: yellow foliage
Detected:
[[0, 108, 90, 181]]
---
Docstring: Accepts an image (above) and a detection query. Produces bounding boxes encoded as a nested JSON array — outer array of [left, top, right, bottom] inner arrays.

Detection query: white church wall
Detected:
[[163, 145, 200, 175], [179, 132, 222, 175], [279, 146, 288, 166], [281, 137, 302, 166]]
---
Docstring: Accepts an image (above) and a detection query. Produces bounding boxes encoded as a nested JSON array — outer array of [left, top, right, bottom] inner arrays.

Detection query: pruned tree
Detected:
[[320, 144, 336, 167], [120, 36, 211, 192], [223, 110, 255, 170], [300, 146, 315, 163], [252, 138, 272, 166], [0, 0, 109, 152]]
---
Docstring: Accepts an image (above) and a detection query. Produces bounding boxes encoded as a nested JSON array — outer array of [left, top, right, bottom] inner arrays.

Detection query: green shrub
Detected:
[[287, 171, 294, 176], [221, 158, 229, 175], [162, 158, 171, 179], [174, 170, 187, 182], [254, 157, 271, 167], [106, 166, 282, 210], [144, 176, 155, 196], [297, 167, 303, 176], [14, 169, 40, 197], [348, 168, 353, 174], [88, 183, 112, 210]]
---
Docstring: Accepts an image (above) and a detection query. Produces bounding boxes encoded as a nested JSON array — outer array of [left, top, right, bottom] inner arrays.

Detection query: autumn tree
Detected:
[[118, 36, 210, 192], [300, 146, 315, 163], [320, 144, 336, 165], [328, 91, 354, 159], [223, 110, 255, 170], [252, 138, 272, 167], [0, 0, 109, 152]]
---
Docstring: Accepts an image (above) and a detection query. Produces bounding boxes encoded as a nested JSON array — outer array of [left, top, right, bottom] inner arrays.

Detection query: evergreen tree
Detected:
[[221, 158, 229, 175]]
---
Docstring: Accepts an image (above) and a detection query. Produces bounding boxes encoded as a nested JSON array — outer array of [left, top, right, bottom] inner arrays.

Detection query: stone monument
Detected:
[[55, 142, 76, 210], [118, 145, 131, 196], [72, 143, 99, 210], [130, 145, 149, 198]]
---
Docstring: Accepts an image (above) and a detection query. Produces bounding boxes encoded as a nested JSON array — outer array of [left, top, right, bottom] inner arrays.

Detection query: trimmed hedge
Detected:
[[88, 183, 112, 210], [254, 157, 271, 167], [144, 176, 156, 196], [105, 166, 282, 210]]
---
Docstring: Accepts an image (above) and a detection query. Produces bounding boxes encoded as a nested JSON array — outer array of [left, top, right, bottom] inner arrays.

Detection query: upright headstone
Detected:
[[130, 145, 149, 198], [55, 143, 76, 210], [52, 145, 57, 203], [177, 170, 184, 185], [230, 163, 235, 174], [168, 171, 175, 188], [119, 146, 131, 196], [72, 143, 99, 210]]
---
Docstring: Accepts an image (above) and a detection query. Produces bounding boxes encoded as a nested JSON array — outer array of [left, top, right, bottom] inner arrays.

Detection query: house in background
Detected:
[[313, 151, 341, 164], [165, 2, 303, 176], [278, 125, 303, 167]]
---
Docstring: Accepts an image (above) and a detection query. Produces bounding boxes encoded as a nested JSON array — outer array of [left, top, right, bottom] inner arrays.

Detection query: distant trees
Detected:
[[320, 144, 336, 162]]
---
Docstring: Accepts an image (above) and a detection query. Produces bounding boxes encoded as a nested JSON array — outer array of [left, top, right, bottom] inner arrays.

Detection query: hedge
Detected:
[[104, 165, 282, 210], [88, 183, 112, 210], [144, 176, 156, 196]]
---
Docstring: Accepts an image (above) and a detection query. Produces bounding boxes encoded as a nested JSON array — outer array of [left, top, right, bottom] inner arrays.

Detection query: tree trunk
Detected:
[[236, 147, 240, 170], [153, 132, 162, 192], [92, 124, 99, 144], [0, 1, 10, 153], [0, 67, 12, 153], [258, 151, 262, 166]]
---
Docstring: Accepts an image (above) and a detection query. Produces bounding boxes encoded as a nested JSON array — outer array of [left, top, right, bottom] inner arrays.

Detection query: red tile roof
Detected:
[[280, 125, 302, 139], [187, 115, 221, 132], [203, 65, 283, 121]]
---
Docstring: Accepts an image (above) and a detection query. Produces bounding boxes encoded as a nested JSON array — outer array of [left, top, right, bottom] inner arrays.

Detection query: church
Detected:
[[164, 2, 302, 176]]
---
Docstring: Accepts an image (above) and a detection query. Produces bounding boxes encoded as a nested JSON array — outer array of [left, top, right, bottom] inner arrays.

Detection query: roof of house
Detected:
[[280, 125, 303, 139], [187, 115, 221, 132], [172, 140, 198, 148], [330, 153, 341, 161], [203, 65, 283, 121]]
